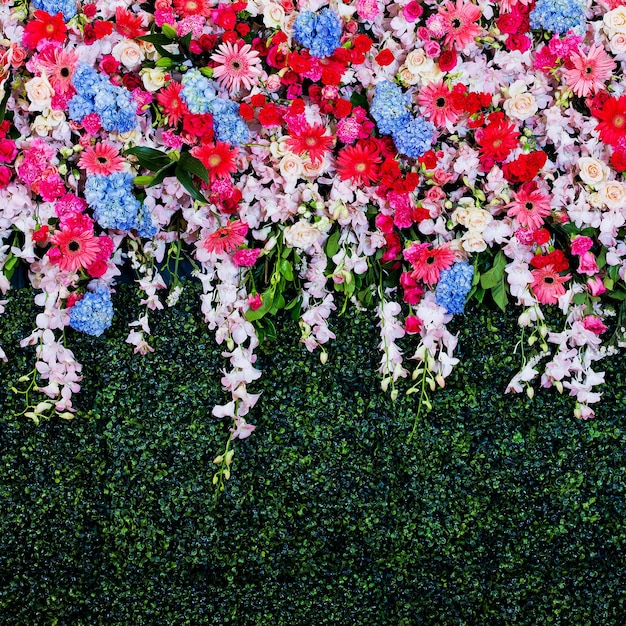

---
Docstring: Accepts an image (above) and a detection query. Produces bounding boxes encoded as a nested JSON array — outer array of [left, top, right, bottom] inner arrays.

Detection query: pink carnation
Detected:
[[232, 248, 262, 267]]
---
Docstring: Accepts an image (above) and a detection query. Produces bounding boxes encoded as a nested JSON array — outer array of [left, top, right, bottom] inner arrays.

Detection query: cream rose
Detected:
[[398, 66, 421, 86], [112, 40, 145, 70], [598, 181, 626, 210], [465, 207, 493, 231], [578, 156, 609, 187], [609, 32, 626, 55], [32, 114, 52, 136], [452, 205, 470, 226], [404, 49, 434, 75], [503, 81, 538, 121], [141, 67, 167, 92], [283, 220, 321, 250], [25, 75, 54, 111], [461, 229, 488, 253], [263, 3, 285, 28], [279, 152, 304, 181], [603, 6, 626, 35]]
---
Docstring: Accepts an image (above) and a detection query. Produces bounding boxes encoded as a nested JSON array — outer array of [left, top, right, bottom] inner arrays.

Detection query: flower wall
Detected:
[[1, 0, 626, 475]]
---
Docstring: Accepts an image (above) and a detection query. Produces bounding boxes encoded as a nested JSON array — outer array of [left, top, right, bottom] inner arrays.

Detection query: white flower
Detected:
[[112, 39, 145, 70]]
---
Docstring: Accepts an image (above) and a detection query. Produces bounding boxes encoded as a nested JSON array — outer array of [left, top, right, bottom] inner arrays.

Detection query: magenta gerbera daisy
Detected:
[[211, 41, 263, 94]]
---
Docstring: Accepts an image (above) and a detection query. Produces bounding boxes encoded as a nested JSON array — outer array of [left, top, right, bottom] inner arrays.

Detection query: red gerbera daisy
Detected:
[[156, 82, 189, 127], [49, 226, 101, 273], [476, 114, 519, 162], [286, 123, 334, 165], [203, 220, 248, 255], [592, 95, 626, 147], [336, 141, 382, 186], [407, 243, 456, 285], [22, 11, 67, 50], [114, 7, 147, 39], [78, 142, 125, 176], [191, 142, 238, 182], [174, 0, 212, 17]]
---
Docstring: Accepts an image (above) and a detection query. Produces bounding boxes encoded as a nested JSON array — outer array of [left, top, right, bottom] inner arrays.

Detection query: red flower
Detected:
[[336, 141, 382, 186], [203, 220, 248, 255], [476, 115, 519, 162], [375, 49, 394, 66], [530, 250, 568, 272], [286, 123, 334, 165], [258, 103, 283, 127], [22, 11, 67, 50], [592, 95, 626, 146], [114, 7, 146, 38], [502, 151, 547, 183], [182, 113, 214, 140], [191, 142, 238, 181]]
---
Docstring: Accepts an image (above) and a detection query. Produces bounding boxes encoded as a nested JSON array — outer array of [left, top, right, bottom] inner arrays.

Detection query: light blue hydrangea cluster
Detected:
[[391, 117, 435, 159], [210, 98, 250, 145], [85, 173, 156, 237], [180, 69, 218, 114], [32, 0, 77, 20], [69, 287, 114, 337], [435, 262, 475, 315], [68, 64, 137, 133], [293, 9, 342, 58], [529, 0, 586, 34], [180, 69, 249, 145], [371, 81, 434, 159]]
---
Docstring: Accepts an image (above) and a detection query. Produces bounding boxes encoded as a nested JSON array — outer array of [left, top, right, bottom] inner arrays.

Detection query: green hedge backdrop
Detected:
[[1, 282, 626, 625]]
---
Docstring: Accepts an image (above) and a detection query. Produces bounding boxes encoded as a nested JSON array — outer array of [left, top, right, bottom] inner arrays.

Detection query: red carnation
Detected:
[[22, 11, 67, 50]]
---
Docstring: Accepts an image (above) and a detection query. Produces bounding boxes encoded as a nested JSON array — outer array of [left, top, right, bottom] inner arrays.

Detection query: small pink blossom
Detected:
[[233, 248, 262, 267]]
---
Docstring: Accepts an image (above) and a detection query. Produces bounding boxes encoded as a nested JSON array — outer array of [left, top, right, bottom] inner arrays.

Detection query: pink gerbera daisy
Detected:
[[408, 244, 456, 285], [438, 0, 483, 51], [417, 81, 461, 128], [78, 142, 125, 176], [531, 265, 570, 305], [286, 123, 335, 165], [37, 47, 78, 94], [336, 141, 382, 186], [211, 41, 262, 94], [563, 45, 616, 98], [203, 220, 249, 255], [49, 226, 101, 273], [506, 183, 552, 230]]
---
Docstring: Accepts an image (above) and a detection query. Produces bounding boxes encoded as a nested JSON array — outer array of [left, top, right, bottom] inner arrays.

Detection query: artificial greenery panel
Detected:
[[2, 283, 626, 625]]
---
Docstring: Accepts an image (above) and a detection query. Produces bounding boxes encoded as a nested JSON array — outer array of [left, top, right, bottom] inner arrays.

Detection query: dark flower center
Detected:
[[426, 256, 436, 264], [97, 156, 108, 164], [60, 67, 70, 78], [525, 202, 534, 210], [436, 97, 446, 108], [68, 241, 80, 252], [543, 276, 554, 284], [451, 18, 462, 28]]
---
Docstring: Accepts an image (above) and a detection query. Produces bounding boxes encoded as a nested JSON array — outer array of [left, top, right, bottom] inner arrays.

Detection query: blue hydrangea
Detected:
[[69, 288, 114, 337], [68, 64, 137, 133], [181, 69, 218, 114], [85, 173, 146, 233], [293, 9, 342, 58], [210, 99, 250, 145], [529, 0, 586, 33], [435, 262, 475, 315], [32, 0, 77, 20], [391, 116, 434, 159], [370, 81, 412, 136]]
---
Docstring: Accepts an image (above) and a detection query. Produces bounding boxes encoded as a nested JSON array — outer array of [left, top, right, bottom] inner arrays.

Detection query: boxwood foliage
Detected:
[[1, 282, 626, 625]]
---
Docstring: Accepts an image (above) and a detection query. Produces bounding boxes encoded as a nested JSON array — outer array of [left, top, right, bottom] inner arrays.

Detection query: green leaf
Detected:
[[326, 230, 340, 258], [148, 162, 176, 187], [572, 292, 588, 306], [480, 251, 506, 290], [125, 147, 170, 172], [491, 279, 508, 313], [0, 74, 12, 125], [160, 24, 178, 39], [245, 289, 274, 321], [270, 293, 286, 314], [139, 34, 172, 45], [178, 152, 209, 184], [279, 259, 294, 282], [175, 165, 207, 203]]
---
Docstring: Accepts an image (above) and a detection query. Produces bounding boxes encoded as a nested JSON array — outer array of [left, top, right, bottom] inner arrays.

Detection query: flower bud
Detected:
[[390, 388, 399, 401], [526, 386, 534, 399], [320, 351, 328, 365]]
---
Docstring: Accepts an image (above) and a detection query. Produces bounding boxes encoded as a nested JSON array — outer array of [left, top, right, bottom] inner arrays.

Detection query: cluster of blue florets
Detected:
[[180, 69, 249, 145], [529, 0, 586, 33], [85, 173, 156, 237], [435, 262, 475, 315], [32, 0, 77, 20], [371, 81, 434, 159], [293, 9, 342, 58], [68, 64, 137, 133], [69, 287, 114, 337]]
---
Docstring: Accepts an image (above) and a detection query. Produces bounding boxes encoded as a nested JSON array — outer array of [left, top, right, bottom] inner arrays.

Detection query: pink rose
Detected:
[[403, 1, 423, 23], [577, 251, 599, 276], [571, 236, 593, 256], [582, 315, 607, 335], [404, 315, 423, 334], [233, 248, 262, 267], [248, 293, 263, 310], [587, 276, 607, 296]]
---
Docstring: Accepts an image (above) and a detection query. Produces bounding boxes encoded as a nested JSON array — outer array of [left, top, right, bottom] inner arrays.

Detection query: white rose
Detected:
[[404, 49, 433, 74], [609, 32, 626, 55], [461, 229, 488, 253], [603, 6, 626, 35], [452, 205, 470, 226], [279, 152, 304, 181], [141, 67, 166, 92], [398, 65, 421, 86], [46, 109, 66, 127], [263, 3, 285, 29], [303, 156, 330, 178], [578, 156, 609, 187], [598, 181, 626, 210], [112, 40, 144, 70], [141, 41, 159, 62], [32, 114, 51, 136], [25, 75, 54, 111], [504, 81, 538, 120], [284, 220, 321, 251], [465, 207, 493, 231]]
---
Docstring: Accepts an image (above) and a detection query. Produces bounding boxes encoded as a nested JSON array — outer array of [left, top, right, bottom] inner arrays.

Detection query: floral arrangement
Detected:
[[1, 0, 626, 486]]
